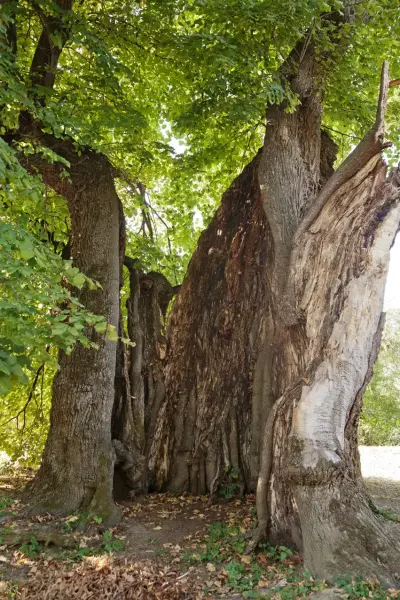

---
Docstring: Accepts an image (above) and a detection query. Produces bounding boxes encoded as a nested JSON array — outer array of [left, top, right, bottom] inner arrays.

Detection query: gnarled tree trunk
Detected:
[[113, 258, 177, 498], [2, 0, 125, 524], [26, 150, 121, 524], [148, 150, 272, 495], [151, 46, 400, 584]]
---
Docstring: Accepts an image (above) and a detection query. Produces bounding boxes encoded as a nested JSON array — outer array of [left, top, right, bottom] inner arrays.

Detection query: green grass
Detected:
[[334, 575, 397, 599]]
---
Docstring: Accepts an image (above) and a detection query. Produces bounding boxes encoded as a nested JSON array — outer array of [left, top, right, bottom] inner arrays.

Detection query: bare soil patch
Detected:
[[360, 446, 400, 523], [0, 449, 399, 599]]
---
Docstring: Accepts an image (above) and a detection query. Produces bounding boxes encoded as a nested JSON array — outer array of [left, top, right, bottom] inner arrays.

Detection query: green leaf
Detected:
[[106, 324, 119, 342], [71, 273, 86, 288], [19, 240, 34, 261], [94, 321, 107, 334]]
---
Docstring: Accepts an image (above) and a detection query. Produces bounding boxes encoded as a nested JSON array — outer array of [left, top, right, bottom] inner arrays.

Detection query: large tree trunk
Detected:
[[25, 150, 121, 524], [151, 47, 400, 584], [113, 257, 177, 499], [148, 150, 272, 494], [7, 0, 126, 522]]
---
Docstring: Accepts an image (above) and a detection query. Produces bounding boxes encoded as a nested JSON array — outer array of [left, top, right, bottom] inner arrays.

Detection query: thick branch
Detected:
[[124, 255, 140, 273], [28, 0, 73, 92], [296, 61, 390, 240]]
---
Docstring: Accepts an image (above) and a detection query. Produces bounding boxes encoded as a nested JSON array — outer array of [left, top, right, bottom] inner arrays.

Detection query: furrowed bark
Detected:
[[26, 149, 121, 524], [13, 1, 123, 522], [283, 156, 400, 585], [149, 151, 272, 494], [112, 258, 176, 498], [112, 235, 145, 499], [150, 30, 400, 583]]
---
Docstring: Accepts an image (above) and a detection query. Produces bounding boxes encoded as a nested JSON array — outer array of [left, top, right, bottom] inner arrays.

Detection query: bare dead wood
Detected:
[[296, 61, 390, 242], [247, 396, 284, 552], [275, 62, 393, 327]]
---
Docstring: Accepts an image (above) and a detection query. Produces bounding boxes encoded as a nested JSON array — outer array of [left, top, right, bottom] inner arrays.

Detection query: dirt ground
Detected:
[[0, 447, 399, 599], [360, 446, 400, 516]]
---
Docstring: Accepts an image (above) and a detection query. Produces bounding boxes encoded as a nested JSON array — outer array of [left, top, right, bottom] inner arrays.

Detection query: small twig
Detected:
[[0, 364, 44, 432], [322, 125, 361, 141], [160, 571, 190, 591]]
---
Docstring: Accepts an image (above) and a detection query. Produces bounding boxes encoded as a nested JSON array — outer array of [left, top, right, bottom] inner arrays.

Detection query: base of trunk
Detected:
[[24, 454, 120, 527], [295, 481, 400, 588]]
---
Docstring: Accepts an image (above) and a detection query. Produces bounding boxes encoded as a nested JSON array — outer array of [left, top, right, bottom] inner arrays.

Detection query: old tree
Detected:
[[1, 0, 400, 587]]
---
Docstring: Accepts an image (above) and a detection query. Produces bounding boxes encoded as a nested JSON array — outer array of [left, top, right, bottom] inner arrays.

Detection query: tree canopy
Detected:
[[2, 0, 400, 591], [2, 0, 400, 463]]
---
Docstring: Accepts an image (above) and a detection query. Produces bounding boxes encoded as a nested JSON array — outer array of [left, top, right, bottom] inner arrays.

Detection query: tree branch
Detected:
[[1, 364, 45, 434], [28, 0, 73, 92], [295, 61, 391, 241]]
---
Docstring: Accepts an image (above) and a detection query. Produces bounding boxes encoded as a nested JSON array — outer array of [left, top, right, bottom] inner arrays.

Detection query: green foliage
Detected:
[[222, 559, 263, 594], [19, 535, 41, 559], [0, 494, 13, 516], [0, 218, 108, 389], [260, 542, 293, 563], [101, 529, 125, 553], [184, 521, 304, 597], [360, 310, 400, 445], [334, 575, 396, 599], [61, 511, 90, 533], [196, 523, 246, 562], [2, 0, 400, 471], [0, 362, 54, 465], [0, 213, 113, 464], [217, 468, 241, 499], [371, 504, 400, 523]]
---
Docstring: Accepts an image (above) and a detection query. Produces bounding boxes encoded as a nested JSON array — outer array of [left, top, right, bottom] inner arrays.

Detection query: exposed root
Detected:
[[248, 397, 285, 553], [1, 531, 76, 549], [246, 522, 267, 554]]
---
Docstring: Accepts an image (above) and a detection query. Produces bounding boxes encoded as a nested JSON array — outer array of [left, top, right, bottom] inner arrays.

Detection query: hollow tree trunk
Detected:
[[255, 56, 400, 583], [270, 155, 400, 585], [25, 150, 121, 524], [113, 256, 176, 498], [148, 150, 272, 494], [151, 44, 400, 582]]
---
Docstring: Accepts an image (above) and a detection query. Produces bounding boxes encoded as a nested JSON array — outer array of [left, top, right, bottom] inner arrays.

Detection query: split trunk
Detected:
[[150, 53, 400, 585]]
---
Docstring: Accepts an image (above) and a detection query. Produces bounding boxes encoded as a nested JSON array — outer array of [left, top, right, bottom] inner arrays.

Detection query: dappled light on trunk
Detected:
[[149, 56, 400, 584]]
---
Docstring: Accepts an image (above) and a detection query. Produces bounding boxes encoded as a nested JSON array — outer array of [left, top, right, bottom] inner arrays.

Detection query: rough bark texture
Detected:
[[257, 57, 400, 583], [26, 151, 121, 524], [113, 259, 176, 498], [2, 0, 126, 523], [282, 158, 400, 584], [151, 48, 400, 585], [112, 227, 145, 500], [149, 151, 272, 494]]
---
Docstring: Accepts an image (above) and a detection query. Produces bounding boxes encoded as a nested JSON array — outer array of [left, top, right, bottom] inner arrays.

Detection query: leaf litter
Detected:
[[1, 487, 399, 600]]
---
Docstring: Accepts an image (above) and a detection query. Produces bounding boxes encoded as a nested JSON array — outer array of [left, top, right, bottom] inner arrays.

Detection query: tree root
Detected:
[[248, 397, 285, 553], [245, 523, 267, 554], [1, 531, 76, 549]]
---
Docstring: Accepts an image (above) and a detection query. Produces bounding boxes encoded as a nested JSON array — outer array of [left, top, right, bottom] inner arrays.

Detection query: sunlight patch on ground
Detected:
[[360, 446, 400, 481]]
